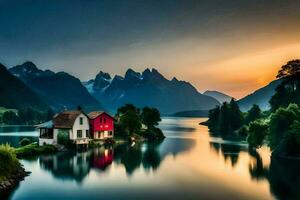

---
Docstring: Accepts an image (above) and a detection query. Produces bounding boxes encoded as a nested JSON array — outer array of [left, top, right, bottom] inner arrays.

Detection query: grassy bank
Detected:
[[0, 144, 20, 182], [15, 143, 57, 158]]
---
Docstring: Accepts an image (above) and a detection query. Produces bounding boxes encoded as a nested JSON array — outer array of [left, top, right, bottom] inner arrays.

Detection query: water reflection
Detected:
[[38, 139, 196, 182], [2, 118, 300, 200], [39, 151, 91, 183], [210, 142, 247, 167], [268, 158, 300, 200]]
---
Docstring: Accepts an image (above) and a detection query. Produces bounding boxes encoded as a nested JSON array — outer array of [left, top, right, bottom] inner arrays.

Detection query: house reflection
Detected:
[[39, 150, 91, 183], [92, 147, 114, 171], [39, 138, 195, 181]]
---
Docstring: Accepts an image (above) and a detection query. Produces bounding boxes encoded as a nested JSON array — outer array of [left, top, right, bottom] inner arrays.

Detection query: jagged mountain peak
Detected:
[[96, 71, 111, 80], [125, 68, 142, 80], [9, 61, 55, 81]]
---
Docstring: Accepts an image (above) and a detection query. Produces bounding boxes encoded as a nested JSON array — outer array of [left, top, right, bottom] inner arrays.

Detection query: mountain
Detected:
[[83, 68, 220, 114], [0, 63, 49, 111], [9, 62, 103, 112], [238, 79, 282, 111], [203, 90, 233, 103]]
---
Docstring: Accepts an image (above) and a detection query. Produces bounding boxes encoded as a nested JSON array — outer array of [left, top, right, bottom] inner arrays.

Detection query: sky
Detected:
[[0, 0, 300, 99]]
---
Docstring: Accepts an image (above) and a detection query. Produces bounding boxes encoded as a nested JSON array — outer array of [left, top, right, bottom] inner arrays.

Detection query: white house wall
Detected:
[[71, 113, 90, 140]]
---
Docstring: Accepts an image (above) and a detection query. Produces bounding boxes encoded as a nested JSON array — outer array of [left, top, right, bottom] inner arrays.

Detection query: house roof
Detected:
[[36, 120, 54, 129], [88, 111, 113, 119], [53, 110, 84, 129]]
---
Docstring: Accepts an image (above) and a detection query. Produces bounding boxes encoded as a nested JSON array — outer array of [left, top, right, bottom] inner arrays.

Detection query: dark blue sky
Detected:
[[1, 0, 300, 97]]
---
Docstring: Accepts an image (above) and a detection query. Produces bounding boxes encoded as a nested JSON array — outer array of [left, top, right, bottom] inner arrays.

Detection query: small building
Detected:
[[88, 111, 114, 140], [37, 110, 90, 146]]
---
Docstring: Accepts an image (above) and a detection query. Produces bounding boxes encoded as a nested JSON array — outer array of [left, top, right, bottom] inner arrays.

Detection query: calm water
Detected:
[[1, 118, 300, 200]]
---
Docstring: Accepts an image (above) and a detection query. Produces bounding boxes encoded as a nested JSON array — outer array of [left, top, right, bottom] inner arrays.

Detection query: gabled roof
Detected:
[[36, 120, 54, 129], [88, 111, 113, 119], [53, 110, 85, 129]]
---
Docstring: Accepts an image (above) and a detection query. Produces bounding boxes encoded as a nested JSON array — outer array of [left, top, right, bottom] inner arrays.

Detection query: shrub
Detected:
[[144, 127, 165, 141], [19, 138, 31, 147], [0, 144, 20, 180], [237, 125, 249, 137], [247, 120, 268, 149], [269, 104, 299, 150], [284, 121, 300, 156]]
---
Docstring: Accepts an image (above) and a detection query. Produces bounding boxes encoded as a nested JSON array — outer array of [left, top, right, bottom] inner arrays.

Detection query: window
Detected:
[[109, 131, 113, 136], [80, 117, 83, 125], [104, 118, 106, 123], [77, 130, 82, 138], [86, 130, 90, 138]]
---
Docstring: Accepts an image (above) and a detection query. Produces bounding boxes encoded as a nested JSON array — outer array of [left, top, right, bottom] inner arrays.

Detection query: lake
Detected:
[[1, 117, 299, 200]]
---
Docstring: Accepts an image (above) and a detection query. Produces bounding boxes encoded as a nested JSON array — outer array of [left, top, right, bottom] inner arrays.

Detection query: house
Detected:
[[88, 111, 114, 140], [37, 110, 90, 146]]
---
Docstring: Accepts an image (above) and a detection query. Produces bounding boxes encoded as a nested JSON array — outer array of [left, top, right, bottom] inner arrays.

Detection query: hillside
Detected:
[[0, 63, 49, 111], [238, 79, 282, 111], [9, 62, 103, 112], [203, 90, 233, 103]]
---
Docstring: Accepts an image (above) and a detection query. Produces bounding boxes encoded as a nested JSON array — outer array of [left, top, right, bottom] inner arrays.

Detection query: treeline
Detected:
[[115, 104, 165, 140], [206, 59, 300, 157], [0, 108, 54, 125]]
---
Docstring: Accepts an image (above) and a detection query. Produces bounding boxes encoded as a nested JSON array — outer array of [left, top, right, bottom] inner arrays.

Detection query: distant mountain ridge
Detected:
[[203, 90, 233, 103], [9, 62, 103, 112], [0, 63, 49, 111], [238, 79, 282, 111], [84, 68, 220, 114]]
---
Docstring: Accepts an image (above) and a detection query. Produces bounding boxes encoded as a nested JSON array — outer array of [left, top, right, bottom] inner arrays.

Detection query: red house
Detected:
[[88, 111, 114, 139]]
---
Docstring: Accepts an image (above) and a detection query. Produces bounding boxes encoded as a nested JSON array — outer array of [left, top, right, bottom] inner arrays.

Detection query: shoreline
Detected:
[[0, 165, 30, 194]]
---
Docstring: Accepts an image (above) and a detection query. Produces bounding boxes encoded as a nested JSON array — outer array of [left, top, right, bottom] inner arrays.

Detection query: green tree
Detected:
[[245, 104, 262, 124], [285, 121, 300, 156], [2, 111, 20, 125], [217, 102, 231, 133], [117, 104, 140, 116], [141, 107, 161, 129], [270, 60, 300, 111], [207, 106, 220, 132], [229, 99, 243, 130], [120, 109, 142, 135], [247, 120, 268, 149], [269, 104, 300, 150], [276, 59, 300, 92]]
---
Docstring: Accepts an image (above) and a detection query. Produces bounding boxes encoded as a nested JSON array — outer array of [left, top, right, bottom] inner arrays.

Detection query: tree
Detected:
[[2, 111, 20, 125], [269, 104, 300, 150], [117, 104, 139, 116], [141, 107, 161, 129], [285, 121, 300, 156], [217, 102, 231, 133], [276, 59, 300, 92], [207, 106, 220, 132], [245, 104, 262, 124], [229, 99, 243, 130], [247, 120, 268, 149], [119, 109, 142, 135], [269, 83, 292, 112]]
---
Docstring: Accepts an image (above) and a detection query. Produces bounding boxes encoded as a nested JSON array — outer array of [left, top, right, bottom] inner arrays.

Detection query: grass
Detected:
[[0, 144, 20, 181], [15, 143, 57, 158]]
